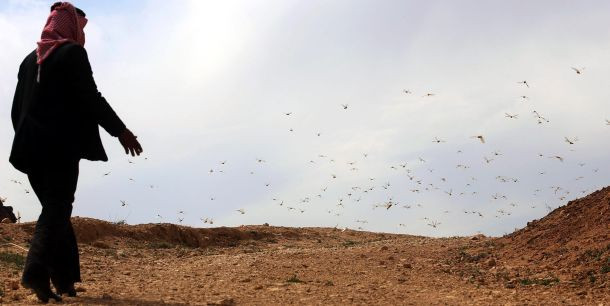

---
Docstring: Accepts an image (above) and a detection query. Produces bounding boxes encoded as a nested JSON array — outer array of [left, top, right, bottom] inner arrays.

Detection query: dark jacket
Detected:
[[10, 42, 126, 174]]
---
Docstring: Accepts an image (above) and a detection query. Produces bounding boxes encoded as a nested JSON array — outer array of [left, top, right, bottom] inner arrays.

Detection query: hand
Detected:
[[118, 128, 143, 156]]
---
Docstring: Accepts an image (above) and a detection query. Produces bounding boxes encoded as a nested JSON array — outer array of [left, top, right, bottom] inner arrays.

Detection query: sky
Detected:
[[1, 0, 609, 237]]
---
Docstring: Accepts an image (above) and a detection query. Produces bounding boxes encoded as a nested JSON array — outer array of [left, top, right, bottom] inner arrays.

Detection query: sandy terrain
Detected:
[[0, 187, 608, 305]]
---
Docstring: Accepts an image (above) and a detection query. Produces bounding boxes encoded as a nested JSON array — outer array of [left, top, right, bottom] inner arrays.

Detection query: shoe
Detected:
[[21, 279, 62, 303], [55, 282, 77, 297]]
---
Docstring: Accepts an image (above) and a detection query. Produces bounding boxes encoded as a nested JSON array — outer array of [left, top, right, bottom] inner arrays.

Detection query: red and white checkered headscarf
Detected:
[[36, 2, 88, 65]]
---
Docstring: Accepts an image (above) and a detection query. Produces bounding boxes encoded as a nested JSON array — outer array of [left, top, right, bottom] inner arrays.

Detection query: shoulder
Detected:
[[20, 50, 37, 69], [57, 43, 89, 61], [51, 43, 93, 73], [23, 50, 37, 64]]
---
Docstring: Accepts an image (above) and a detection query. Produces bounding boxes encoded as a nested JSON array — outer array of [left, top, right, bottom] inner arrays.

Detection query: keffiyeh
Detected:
[[36, 2, 88, 65]]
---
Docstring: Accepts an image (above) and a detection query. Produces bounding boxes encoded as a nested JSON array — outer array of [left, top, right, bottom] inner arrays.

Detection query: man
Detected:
[[9, 2, 143, 303]]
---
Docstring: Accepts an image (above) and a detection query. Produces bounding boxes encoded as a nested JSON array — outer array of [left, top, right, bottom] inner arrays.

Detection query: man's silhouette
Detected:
[[9, 2, 143, 303]]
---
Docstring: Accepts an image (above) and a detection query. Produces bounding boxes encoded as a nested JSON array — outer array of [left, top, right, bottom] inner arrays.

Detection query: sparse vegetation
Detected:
[[0, 252, 25, 269], [583, 249, 604, 261], [286, 274, 304, 283], [242, 246, 262, 254], [494, 271, 511, 282], [588, 271, 597, 283], [518, 277, 559, 286], [342, 240, 357, 247], [148, 241, 172, 249], [458, 249, 488, 263]]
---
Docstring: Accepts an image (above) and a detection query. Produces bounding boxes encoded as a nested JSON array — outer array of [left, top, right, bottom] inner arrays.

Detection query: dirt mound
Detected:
[[497, 186, 610, 283], [451, 186, 610, 288], [500, 186, 609, 254], [13, 217, 395, 251], [16, 217, 281, 249]]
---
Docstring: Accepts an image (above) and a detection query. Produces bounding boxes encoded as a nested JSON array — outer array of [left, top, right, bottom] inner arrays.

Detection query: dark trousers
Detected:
[[23, 159, 81, 289]]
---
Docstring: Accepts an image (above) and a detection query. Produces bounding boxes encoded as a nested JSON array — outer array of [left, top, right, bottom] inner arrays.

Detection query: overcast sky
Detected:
[[1, 0, 609, 237]]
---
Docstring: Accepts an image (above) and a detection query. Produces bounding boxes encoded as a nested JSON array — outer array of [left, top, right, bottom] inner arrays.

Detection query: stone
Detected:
[[486, 258, 496, 268], [9, 280, 19, 290]]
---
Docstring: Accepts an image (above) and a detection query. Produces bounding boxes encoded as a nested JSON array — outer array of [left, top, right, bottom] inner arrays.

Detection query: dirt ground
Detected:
[[1, 187, 609, 305]]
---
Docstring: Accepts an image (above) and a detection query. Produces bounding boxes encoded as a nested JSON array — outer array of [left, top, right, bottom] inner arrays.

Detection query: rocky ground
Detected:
[[0, 187, 608, 305]]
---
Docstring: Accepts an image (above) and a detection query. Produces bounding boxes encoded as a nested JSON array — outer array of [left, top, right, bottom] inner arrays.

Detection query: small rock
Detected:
[[92, 241, 110, 249], [403, 263, 412, 269], [9, 280, 19, 290], [380, 246, 389, 251], [486, 258, 496, 268], [207, 298, 235, 306], [10, 293, 24, 301], [470, 234, 486, 241], [253, 285, 263, 290], [263, 223, 269, 226]]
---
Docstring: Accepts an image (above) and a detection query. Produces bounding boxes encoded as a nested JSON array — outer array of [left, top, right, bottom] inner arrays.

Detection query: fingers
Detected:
[[132, 137, 143, 155], [120, 131, 143, 156]]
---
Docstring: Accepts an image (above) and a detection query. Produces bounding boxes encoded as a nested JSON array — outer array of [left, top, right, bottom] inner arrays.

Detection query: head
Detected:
[[46, 2, 88, 46]]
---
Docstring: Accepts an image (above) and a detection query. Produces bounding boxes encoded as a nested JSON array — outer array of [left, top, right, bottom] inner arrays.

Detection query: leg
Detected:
[[65, 216, 82, 283], [48, 160, 81, 295], [23, 159, 79, 301], [52, 207, 80, 296], [22, 171, 63, 303]]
